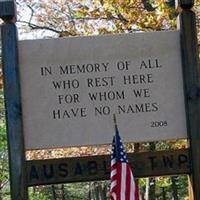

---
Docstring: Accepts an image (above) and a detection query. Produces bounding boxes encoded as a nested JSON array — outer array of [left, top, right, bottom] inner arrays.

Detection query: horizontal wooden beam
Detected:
[[27, 149, 190, 186], [0, 0, 15, 21]]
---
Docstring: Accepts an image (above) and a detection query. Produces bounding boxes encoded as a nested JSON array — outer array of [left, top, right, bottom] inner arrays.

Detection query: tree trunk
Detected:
[[90, 182, 100, 200], [188, 176, 194, 200], [134, 143, 140, 198], [140, 186, 146, 200], [162, 187, 166, 200], [171, 176, 178, 200], [145, 178, 150, 200], [52, 185, 57, 200], [149, 142, 156, 199], [101, 183, 107, 199], [61, 184, 65, 200], [149, 177, 156, 199], [88, 183, 92, 200], [95, 183, 101, 200]]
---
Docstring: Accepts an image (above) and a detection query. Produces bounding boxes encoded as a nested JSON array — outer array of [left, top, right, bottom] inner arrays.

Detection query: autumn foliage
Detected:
[[0, 0, 199, 199], [17, 0, 177, 36]]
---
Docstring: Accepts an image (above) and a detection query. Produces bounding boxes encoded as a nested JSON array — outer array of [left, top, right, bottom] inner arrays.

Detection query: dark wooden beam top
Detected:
[[27, 149, 190, 186], [0, 0, 16, 21], [179, 0, 194, 9]]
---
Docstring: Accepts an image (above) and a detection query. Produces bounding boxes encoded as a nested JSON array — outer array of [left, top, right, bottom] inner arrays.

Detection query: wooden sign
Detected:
[[1, 1, 200, 200], [27, 149, 190, 186], [18, 31, 187, 150]]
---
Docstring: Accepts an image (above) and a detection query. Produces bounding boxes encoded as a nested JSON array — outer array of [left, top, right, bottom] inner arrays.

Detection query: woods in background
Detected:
[[1, 0, 200, 199]]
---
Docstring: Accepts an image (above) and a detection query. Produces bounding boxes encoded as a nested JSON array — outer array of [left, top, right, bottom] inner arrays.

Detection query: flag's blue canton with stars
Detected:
[[110, 124, 139, 200], [112, 129, 128, 163]]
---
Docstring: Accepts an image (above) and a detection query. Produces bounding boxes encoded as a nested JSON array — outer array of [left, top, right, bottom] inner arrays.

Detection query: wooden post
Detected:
[[0, 1, 28, 200], [0, 0, 16, 21], [179, 0, 200, 199]]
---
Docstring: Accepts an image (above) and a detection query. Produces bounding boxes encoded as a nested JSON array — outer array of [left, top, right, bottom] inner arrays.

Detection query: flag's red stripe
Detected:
[[125, 164, 131, 200], [110, 132, 140, 200], [134, 180, 140, 200], [110, 161, 117, 200], [116, 162, 122, 200], [111, 163, 139, 200]]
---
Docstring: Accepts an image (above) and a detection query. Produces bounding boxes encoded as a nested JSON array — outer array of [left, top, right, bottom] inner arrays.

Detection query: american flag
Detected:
[[110, 122, 139, 200]]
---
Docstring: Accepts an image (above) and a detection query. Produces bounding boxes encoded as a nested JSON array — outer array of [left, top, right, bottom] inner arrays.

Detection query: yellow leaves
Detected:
[[156, 2, 171, 15], [137, 13, 162, 30], [157, 176, 171, 187], [100, 0, 177, 32], [59, 30, 77, 37], [75, 9, 88, 18], [26, 140, 188, 160], [166, 139, 188, 149], [20, 0, 178, 42], [98, 27, 112, 34], [169, 18, 177, 28], [90, 8, 101, 17], [26, 145, 110, 160], [103, 1, 116, 13], [194, 0, 200, 44]]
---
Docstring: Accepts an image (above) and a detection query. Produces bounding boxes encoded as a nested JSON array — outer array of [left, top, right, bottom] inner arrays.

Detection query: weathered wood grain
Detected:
[[179, 10, 200, 200], [1, 24, 28, 199], [27, 149, 190, 186], [0, 0, 15, 21], [179, 0, 194, 9]]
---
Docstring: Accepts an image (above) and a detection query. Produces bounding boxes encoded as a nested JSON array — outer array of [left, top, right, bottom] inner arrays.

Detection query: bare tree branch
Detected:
[[27, 4, 34, 25], [17, 20, 61, 33]]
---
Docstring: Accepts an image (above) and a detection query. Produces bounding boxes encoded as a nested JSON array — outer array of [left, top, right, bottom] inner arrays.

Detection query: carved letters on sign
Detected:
[[27, 149, 190, 186], [19, 31, 187, 149]]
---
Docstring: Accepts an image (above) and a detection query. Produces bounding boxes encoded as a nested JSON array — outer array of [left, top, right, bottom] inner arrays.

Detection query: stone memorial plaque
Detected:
[[18, 30, 187, 150]]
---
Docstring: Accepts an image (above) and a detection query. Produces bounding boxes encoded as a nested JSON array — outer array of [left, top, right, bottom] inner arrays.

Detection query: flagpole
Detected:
[[113, 113, 119, 135], [110, 114, 140, 200], [113, 113, 121, 164], [113, 113, 117, 129]]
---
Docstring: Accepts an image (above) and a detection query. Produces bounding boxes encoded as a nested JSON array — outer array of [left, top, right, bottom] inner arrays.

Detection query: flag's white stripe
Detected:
[[111, 159, 116, 166], [111, 192, 117, 200], [130, 170, 135, 200], [111, 180, 117, 190], [121, 163, 126, 200], [111, 169, 117, 178]]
